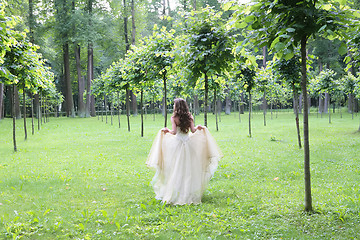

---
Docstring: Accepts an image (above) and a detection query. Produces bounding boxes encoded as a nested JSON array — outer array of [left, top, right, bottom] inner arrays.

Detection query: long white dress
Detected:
[[146, 127, 223, 205]]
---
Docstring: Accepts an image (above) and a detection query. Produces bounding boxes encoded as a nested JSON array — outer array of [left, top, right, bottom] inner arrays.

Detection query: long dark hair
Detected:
[[173, 98, 192, 133]]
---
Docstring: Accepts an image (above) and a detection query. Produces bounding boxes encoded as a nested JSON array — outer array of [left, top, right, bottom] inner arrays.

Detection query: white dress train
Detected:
[[146, 127, 223, 205]]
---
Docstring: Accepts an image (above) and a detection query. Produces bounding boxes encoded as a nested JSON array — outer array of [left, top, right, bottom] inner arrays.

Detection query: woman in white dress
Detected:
[[146, 98, 223, 205]]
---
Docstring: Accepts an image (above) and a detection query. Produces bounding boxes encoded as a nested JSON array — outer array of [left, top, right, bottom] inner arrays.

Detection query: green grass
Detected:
[[0, 111, 360, 239]]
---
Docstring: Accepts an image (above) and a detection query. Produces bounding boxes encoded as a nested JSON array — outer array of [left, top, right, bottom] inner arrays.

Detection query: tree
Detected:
[[145, 26, 175, 127], [179, 6, 234, 126], [227, 0, 356, 211], [274, 56, 302, 148]]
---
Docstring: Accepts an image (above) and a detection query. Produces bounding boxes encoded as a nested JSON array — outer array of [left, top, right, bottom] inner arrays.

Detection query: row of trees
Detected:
[[92, 0, 360, 213], [0, 0, 61, 151]]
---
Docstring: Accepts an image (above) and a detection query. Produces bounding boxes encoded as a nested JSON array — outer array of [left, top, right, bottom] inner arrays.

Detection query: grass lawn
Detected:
[[0, 111, 360, 239]]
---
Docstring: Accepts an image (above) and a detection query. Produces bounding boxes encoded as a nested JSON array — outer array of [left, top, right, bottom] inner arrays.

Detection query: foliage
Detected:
[[178, 6, 235, 84], [1, 114, 360, 238]]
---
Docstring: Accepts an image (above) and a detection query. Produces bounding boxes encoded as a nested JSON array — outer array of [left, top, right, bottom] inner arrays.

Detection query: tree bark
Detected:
[[192, 0, 196, 10], [117, 92, 121, 128], [23, 90, 27, 140], [131, 0, 136, 46], [123, 0, 130, 52], [225, 87, 231, 115], [12, 86, 21, 119], [204, 73, 208, 127], [163, 73, 167, 127], [31, 93, 34, 135], [301, 36, 312, 212], [12, 85, 17, 152], [248, 92, 252, 137], [75, 45, 85, 117], [293, 91, 302, 148], [0, 83, 4, 119], [263, 90, 267, 126], [214, 88, 218, 131], [126, 87, 130, 131], [63, 43, 75, 117], [141, 89, 144, 137]]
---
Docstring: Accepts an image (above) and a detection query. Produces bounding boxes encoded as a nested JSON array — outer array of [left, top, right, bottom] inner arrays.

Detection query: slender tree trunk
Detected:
[[293, 91, 302, 148], [263, 90, 267, 126], [214, 88, 218, 131], [328, 96, 331, 124], [86, 43, 93, 117], [204, 73, 208, 127], [225, 87, 231, 115], [75, 44, 85, 117], [104, 95, 108, 124], [63, 43, 75, 117], [37, 94, 40, 130], [131, 91, 138, 116], [163, 73, 167, 127], [131, 0, 136, 46], [141, 89, 144, 137], [248, 92, 252, 137], [31, 93, 34, 135], [0, 83, 4, 119], [301, 37, 312, 212], [192, 0, 196, 10], [126, 87, 130, 132], [194, 95, 199, 115], [123, 0, 130, 52], [111, 101, 113, 125], [117, 92, 121, 128], [23, 90, 27, 140], [13, 86, 21, 119], [12, 85, 17, 152]]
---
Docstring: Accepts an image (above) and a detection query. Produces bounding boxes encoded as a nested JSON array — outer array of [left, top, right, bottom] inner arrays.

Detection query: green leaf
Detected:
[[286, 28, 295, 33], [244, 15, 255, 23], [338, 42, 347, 56], [223, 2, 232, 11]]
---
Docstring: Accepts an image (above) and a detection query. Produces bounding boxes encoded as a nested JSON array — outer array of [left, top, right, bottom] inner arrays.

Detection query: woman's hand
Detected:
[[196, 125, 205, 130], [162, 127, 170, 134]]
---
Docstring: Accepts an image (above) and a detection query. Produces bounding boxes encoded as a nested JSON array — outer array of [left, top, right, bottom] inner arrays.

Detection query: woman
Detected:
[[146, 98, 223, 205]]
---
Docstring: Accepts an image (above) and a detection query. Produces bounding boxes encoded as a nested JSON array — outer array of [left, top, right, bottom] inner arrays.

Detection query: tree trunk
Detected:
[[117, 92, 121, 128], [163, 73, 167, 127], [86, 44, 93, 117], [123, 0, 130, 52], [131, 0, 136, 46], [111, 101, 113, 125], [225, 87, 231, 115], [192, 0, 196, 10], [126, 87, 130, 132], [131, 91, 138, 116], [23, 90, 27, 140], [301, 36, 312, 212], [324, 92, 329, 113], [0, 83, 4, 119], [13, 86, 21, 119], [293, 91, 302, 148], [63, 43, 75, 117], [75, 44, 85, 117], [31, 93, 34, 135], [263, 90, 267, 126], [141, 89, 144, 137], [37, 94, 40, 130], [194, 95, 199, 115], [248, 92, 252, 137], [204, 73, 208, 127], [214, 88, 218, 131], [328, 95, 331, 124], [104, 95, 108, 124], [12, 85, 17, 152]]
